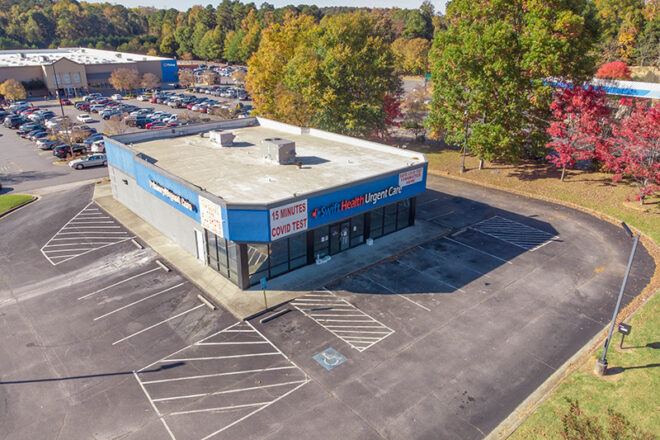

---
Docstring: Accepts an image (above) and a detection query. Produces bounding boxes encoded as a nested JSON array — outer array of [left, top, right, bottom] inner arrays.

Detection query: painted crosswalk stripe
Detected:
[[470, 215, 558, 251], [41, 202, 133, 265], [291, 289, 394, 352]]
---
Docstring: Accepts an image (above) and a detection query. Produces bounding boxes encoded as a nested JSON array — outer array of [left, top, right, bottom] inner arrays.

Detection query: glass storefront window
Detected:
[[217, 237, 229, 277], [383, 204, 397, 235], [289, 232, 307, 270], [206, 231, 230, 279], [206, 231, 219, 271], [269, 239, 289, 277], [350, 215, 364, 247], [314, 226, 329, 259], [370, 207, 383, 238], [247, 244, 269, 276], [397, 199, 411, 230], [227, 241, 239, 280]]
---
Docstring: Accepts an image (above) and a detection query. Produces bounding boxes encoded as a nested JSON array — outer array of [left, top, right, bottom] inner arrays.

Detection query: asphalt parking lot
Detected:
[[0, 176, 654, 439]]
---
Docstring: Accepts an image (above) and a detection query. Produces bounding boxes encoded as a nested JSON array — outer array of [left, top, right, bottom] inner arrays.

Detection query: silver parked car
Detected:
[[69, 154, 107, 170]]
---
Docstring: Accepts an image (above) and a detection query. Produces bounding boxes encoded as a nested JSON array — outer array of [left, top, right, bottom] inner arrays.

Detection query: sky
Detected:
[[85, 0, 449, 14]]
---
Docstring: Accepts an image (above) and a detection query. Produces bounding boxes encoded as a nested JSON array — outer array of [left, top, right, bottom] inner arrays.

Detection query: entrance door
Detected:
[[329, 224, 341, 255], [340, 221, 350, 250], [329, 221, 351, 255]]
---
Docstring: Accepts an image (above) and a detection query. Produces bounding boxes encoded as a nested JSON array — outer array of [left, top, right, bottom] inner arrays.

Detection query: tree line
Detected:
[[0, 0, 437, 75], [1, 0, 656, 75]]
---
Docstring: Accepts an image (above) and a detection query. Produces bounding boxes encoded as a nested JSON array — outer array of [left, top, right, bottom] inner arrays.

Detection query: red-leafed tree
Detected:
[[371, 93, 403, 141], [595, 62, 632, 81], [546, 85, 611, 181], [602, 101, 660, 204]]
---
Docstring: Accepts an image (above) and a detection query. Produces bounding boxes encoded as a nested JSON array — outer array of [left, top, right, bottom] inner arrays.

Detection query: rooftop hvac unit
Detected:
[[261, 137, 296, 165], [209, 130, 235, 147]]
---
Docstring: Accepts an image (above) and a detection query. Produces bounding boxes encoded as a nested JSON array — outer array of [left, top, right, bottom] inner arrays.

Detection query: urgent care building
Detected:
[[106, 118, 427, 289]]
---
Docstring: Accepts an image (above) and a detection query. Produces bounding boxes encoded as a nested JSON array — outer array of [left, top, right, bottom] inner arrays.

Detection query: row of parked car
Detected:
[[134, 91, 253, 119], [67, 93, 184, 130], [1, 102, 106, 167]]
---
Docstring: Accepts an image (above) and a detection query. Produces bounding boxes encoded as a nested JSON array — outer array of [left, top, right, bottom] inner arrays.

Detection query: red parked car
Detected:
[[146, 121, 178, 130], [19, 107, 40, 116], [149, 97, 158, 103], [60, 98, 73, 105]]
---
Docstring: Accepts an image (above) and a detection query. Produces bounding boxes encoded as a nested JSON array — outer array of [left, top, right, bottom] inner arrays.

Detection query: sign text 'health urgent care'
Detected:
[[270, 199, 308, 240]]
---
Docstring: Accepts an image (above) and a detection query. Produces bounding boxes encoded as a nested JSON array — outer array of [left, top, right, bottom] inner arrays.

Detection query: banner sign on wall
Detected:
[[399, 168, 424, 187], [270, 199, 308, 240], [200, 196, 224, 238]]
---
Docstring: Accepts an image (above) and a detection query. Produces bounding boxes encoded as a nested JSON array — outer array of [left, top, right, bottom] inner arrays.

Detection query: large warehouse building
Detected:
[[106, 118, 428, 290], [0, 48, 177, 95]]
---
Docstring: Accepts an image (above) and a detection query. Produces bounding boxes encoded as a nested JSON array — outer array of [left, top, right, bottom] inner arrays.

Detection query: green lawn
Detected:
[[0, 194, 35, 215], [414, 145, 659, 439], [509, 293, 660, 439]]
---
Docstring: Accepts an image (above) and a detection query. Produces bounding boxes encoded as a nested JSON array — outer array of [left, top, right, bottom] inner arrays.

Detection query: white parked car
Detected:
[[91, 140, 105, 153], [111, 94, 123, 100], [77, 114, 93, 123], [137, 95, 149, 101], [46, 116, 69, 128]]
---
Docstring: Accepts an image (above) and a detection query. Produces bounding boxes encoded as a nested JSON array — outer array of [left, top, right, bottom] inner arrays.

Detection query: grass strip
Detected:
[[0, 194, 35, 215]]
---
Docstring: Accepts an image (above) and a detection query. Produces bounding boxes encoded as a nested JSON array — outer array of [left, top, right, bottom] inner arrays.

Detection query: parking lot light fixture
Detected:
[[594, 222, 639, 376], [461, 108, 469, 173]]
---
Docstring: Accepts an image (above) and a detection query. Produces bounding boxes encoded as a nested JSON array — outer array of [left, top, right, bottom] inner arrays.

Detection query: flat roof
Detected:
[[0, 48, 172, 68], [130, 119, 426, 205]]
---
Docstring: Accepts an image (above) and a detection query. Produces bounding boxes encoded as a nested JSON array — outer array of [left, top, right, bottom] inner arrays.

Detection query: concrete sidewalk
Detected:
[[93, 182, 450, 319]]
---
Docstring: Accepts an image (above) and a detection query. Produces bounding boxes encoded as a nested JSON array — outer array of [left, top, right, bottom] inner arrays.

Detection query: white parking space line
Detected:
[[443, 236, 513, 264], [112, 304, 204, 345], [164, 352, 280, 361], [425, 210, 456, 222], [291, 288, 394, 352], [152, 380, 306, 402], [78, 267, 161, 300], [396, 259, 465, 293], [41, 202, 133, 265], [134, 372, 178, 440], [365, 276, 433, 312], [418, 197, 439, 206], [93, 282, 187, 321], [134, 321, 309, 440], [141, 366, 298, 385], [470, 215, 559, 251]]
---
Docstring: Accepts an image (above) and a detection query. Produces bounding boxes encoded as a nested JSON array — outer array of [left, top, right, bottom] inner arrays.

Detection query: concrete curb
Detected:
[[0, 195, 38, 219], [428, 170, 660, 439]]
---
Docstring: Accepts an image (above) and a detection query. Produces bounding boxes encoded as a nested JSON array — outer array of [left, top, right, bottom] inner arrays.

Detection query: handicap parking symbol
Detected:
[[313, 347, 346, 371]]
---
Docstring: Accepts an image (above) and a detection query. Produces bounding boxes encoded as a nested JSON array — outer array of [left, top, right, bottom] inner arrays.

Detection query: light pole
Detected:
[[594, 222, 639, 376], [461, 108, 469, 173], [51, 63, 74, 158], [51, 63, 65, 119]]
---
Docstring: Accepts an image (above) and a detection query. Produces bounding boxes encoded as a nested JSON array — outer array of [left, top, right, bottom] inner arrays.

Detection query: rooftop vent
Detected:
[[262, 137, 296, 165], [209, 129, 235, 147], [115, 53, 122, 58]]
